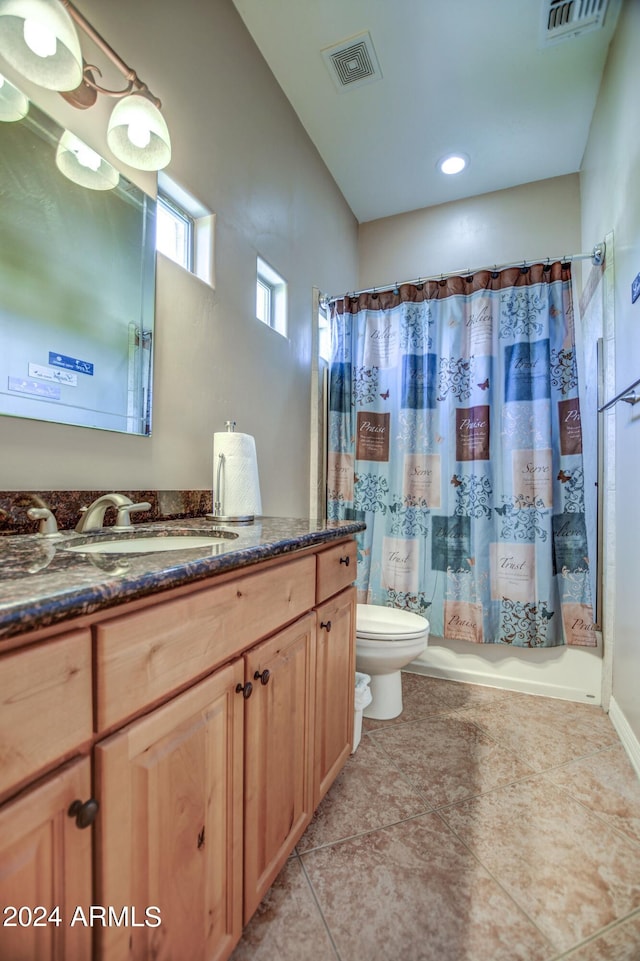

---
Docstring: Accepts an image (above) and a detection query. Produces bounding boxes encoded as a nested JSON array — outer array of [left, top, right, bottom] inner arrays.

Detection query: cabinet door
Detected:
[[314, 586, 356, 805], [0, 757, 93, 961], [243, 613, 316, 924], [94, 660, 244, 961]]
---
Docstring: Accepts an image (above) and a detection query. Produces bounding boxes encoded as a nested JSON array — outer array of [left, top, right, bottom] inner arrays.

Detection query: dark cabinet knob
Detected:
[[236, 681, 253, 699], [68, 798, 99, 829], [339, 555, 350, 566], [253, 669, 270, 685], [320, 620, 332, 632]]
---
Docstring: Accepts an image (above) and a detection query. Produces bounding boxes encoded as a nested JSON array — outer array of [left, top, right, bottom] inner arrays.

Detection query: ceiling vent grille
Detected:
[[322, 32, 382, 92], [540, 0, 610, 45]]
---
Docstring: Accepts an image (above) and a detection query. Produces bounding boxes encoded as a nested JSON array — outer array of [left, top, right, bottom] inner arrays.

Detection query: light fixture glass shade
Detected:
[[107, 94, 171, 171], [0, 0, 83, 91], [55, 129, 119, 190], [0, 72, 29, 120]]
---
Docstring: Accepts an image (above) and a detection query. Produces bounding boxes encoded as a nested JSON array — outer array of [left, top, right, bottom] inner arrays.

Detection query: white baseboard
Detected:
[[608, 696, 640, 779], [407, 640, 602, 705], [407, 661, 598, 703]]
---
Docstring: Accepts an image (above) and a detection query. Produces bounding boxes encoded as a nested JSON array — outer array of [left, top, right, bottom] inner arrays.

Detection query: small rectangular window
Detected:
[[156, 194, 194, 271], [156, 172, 215, 288], [256, 257, 287, 337], [256, 276, 272, 325]]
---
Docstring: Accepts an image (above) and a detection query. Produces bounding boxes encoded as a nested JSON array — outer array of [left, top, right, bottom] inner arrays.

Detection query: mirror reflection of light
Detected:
[[71, 137, 101, 171], [23, 17, 56, 58], [56, 130, 119, 190], [0, 73, 29, 122]]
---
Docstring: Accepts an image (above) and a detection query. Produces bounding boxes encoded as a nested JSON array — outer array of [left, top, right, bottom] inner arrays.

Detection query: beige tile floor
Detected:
[[230, 673, 640, 961]]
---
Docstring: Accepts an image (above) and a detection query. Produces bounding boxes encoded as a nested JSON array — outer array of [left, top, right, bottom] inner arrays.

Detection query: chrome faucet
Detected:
[[75, 493, 152, 533]]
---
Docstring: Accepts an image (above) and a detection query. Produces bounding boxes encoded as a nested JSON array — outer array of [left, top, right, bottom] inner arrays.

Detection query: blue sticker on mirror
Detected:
[[49, 353, 94, 375]]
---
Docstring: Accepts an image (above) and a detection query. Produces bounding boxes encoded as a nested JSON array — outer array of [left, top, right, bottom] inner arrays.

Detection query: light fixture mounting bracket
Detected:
[[58, 0, 162, 109]]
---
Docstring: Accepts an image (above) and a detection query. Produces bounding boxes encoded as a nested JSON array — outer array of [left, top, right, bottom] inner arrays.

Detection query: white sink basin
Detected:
[[65, 533, 237, 555]]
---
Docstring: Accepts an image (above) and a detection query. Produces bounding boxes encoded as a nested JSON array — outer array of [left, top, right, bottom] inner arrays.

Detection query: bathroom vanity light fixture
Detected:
[[438, 153, 469, 175], [55, 128, 119, 189], [0, 0, 171, 170]]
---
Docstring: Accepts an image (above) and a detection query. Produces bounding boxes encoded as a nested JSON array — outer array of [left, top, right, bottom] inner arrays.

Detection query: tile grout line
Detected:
[[540, 777, 640, 851], [362, 730, 438, 808], [430, 806, 560, 956], [296, 809, 433, 858], [546, 907, 640, 960], [293, 850, 344, 961]]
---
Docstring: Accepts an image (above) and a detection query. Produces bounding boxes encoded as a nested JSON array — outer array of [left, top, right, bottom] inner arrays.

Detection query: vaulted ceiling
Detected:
[[231, 0, 621, 223]]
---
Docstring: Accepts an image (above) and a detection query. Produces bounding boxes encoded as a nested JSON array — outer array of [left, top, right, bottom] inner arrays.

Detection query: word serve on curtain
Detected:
[[327, 262, 597, 648]]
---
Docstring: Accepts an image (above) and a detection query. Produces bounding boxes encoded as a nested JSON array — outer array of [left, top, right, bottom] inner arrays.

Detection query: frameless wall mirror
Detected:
[[0, 81, 156, 435]]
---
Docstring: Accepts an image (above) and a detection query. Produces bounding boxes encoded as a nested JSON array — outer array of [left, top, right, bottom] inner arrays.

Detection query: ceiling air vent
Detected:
[[321, 32, 382, 92], [540, 0, 610, 46]]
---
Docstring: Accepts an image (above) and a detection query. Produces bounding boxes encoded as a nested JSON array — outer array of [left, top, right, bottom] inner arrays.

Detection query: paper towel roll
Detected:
[[213, 431, 262, 517]]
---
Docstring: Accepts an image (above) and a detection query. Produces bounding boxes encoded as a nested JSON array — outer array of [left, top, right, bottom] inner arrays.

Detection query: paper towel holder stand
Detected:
[[206, 420, 256, 525]]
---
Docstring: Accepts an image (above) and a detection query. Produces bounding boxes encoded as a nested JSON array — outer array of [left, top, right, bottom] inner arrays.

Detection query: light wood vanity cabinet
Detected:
[[0, 630, 93, 800], [242, 613, 317, 924], [0, 757, 93, 961], [95, 660, 245, 961], [314, 586, 356, 805], [0, 631, 94, 961], [0, 536, 357, 961]]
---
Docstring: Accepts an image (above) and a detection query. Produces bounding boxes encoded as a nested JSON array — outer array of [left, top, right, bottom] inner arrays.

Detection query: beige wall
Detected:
[[580, 0, 640, 760], [0, 0, 358, 517], [358, 174, 581, 291], [358, 175, 607, 704]]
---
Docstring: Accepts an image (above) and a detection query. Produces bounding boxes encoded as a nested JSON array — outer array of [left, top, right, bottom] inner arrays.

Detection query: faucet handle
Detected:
[[27, 506, 61, 538], [113, 501, 152, 530]]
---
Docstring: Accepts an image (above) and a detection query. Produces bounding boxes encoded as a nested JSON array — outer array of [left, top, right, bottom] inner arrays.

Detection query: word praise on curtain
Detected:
[[327, 262, 597, 648]]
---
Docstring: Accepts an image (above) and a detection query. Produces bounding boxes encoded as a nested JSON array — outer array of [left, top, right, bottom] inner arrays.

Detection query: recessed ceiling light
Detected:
[[438, 153, 469, 175]]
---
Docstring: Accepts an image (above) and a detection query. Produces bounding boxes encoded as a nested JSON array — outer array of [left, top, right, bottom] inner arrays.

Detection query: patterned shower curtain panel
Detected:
[[327, 263, 597, 648]]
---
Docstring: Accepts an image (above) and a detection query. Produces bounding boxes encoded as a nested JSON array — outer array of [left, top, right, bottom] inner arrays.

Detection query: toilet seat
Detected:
[[356, 604, 429, 641]]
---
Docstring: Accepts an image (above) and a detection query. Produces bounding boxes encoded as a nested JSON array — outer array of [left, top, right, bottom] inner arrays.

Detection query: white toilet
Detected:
[[356, 604, 430, 720]]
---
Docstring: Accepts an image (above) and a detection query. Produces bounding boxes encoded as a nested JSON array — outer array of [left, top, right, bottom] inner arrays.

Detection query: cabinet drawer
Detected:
[[316, 540, 357, 603], [95, 554, 316, 730], [0, 631, 92, 797]]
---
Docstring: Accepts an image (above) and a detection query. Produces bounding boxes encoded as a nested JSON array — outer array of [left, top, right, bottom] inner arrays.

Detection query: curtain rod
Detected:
[[324, 242, 606, 306]]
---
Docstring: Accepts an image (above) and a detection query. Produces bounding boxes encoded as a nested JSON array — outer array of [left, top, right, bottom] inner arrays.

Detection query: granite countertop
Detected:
[[0, 516, 365, 643]]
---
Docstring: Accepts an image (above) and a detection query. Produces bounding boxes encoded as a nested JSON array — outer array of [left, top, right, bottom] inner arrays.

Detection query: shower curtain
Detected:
[[327, 262, 597, 648]]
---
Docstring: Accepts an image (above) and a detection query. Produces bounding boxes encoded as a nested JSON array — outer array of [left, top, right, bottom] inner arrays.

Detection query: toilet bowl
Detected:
[[356, 604, 430, 720]]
